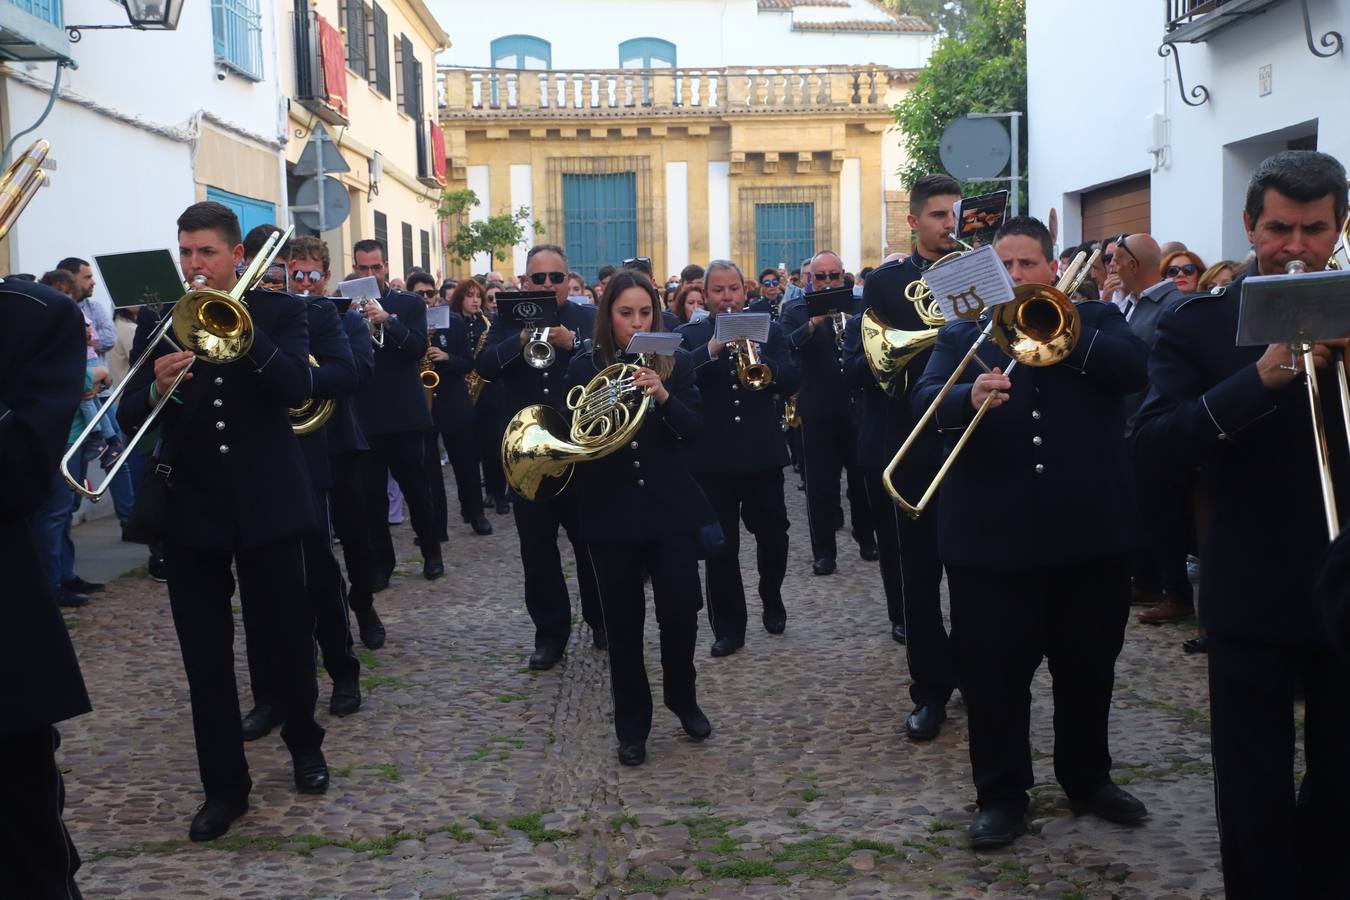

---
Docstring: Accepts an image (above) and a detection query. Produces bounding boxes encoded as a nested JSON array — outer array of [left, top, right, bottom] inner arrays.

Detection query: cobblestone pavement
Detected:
[[62, 473, 1225, 899]]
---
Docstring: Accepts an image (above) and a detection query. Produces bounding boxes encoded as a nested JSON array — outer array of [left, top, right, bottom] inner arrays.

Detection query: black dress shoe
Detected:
[[147, 554, 168, 583], [240, 704, 280, 742], [496, 497, 512, 515], [470, 514, 493, 535], [1182, 635, 1209, 654], [858, 543, 880, 562], [968, 806, 1026, 850], [371, 571, 391, 593], [189, 792, 249, 842], [710, 636, 744, 658], [592, 629, 608, 651], [812, 557, 836, 576], [891, 622, 907, 644], [677, 707, 712, 741], [423, 555, 445, 580], [57, 589, 89, 608], [617, 741, 646, 766], [63, 576, 105, 594], [905, 704, 946, 741], [529, 644, 565, 671], [293, 750, 330, 795], [763, 611, 786, 635], [354, 606, 386, 650], [329, 678, 361, 716], [1069, 782, 1148, 825]]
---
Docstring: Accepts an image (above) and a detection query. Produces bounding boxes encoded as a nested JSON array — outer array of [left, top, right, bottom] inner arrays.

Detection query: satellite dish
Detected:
[[939, 116, 1011, 181]]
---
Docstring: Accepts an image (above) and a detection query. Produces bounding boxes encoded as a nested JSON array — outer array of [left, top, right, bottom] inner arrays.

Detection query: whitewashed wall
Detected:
[[1028, 0, 1350, 265]]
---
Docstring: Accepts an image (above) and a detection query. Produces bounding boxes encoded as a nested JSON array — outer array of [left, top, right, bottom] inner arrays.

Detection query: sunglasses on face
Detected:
[[622, 256, 653, 274], [415, 288, 437, 298], [762, 278, 780, 287], [1165, 264, 1198, 278], [1105, 234, 1137, 266], [812, 270, 843, 281], [530, 271, 567, 285], [263, 266, 287, 284], [289, 270, 324, 283]]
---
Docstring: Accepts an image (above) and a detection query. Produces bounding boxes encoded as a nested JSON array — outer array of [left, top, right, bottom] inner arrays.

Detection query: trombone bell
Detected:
[[991, 286, 1079, 368], [172, 289, 254, 362], [861, 308, 940, 397]]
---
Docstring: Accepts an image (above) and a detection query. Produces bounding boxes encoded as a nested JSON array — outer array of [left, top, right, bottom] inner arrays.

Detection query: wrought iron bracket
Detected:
[[65, 23, 144, 43], [1159, 42, 1210, 107], [1299, 0, 1343, 58]]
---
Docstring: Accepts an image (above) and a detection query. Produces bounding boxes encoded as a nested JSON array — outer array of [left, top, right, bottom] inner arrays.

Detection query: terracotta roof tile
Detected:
[[758, 0, 851, 8], [793, 16, 933, 33]]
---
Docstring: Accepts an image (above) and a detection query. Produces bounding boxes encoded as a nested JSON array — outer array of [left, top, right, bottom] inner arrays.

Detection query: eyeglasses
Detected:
[[1105, 234, 1137, 266], [1164, 263, 1198, 278], [529, 271, 567, 286], [812, 270, 843, 281], [415, 288, 437, 298], [353, 263, 384, 274], [289, 270, 324, 283]]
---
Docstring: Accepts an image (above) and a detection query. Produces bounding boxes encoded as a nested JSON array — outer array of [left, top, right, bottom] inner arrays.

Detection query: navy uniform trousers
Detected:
[[799, 414, 873, 561], [696, 471, 789, 642], [513, 490, 603, 650]]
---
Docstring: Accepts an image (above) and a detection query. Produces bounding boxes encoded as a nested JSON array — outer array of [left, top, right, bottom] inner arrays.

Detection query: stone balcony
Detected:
[[437, 64, 913, 121]]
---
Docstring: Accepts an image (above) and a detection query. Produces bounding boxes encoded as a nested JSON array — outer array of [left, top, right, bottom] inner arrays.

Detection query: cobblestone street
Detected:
[[61, 479, 1225, 899]]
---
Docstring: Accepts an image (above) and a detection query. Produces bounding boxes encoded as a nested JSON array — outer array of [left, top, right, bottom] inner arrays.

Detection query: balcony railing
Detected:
[[1165, 0, 1223, 30], [1163, 0, 1283, 41], [438, 65, 907, 119]]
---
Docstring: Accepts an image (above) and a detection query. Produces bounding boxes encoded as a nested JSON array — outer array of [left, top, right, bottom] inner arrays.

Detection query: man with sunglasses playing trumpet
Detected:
[[477, 244, 603, 670]]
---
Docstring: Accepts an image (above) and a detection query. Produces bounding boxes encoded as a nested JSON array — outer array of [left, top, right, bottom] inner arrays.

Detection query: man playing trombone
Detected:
[[1135, 150, 1350, 898], [912, 215, 1149, 849]]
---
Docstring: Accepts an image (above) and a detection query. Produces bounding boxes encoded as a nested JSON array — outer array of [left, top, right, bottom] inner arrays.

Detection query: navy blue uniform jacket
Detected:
[[1134, 266, 1350, 644], [297, 295, 358, 495], [355, 288, 431, 436], [780, 295, 848, 419], [564, 349, 709, 545], [0, 280, 92, 735], [119, 287, 318, 550], [327, 304, 373, 454], [913, 300, 1148, 571], [430, 311, 475, 433], [477, 300, 596, 417], [677, 317, 800, 474]]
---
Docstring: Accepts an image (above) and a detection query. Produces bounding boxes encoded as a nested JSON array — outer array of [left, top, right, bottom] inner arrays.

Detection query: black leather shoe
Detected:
[[763, 611, 786, 635], [423, 555, 445, 580], [470, 514, 493, 535], [354, 606, 385, 650], [240, 704, 280, 742], [618, 741, 646, 766], [529, 644, 565, 671], [812, 557, 836, 576], [905, 704, 946, 741], [329, 679, 361, 717], [677, 707, 712, 741], [63, 576, 105, 594], [293, 750, 330, 795], [371, 571, 391, 593], [58, 589, 90, 608], [496, 497, 512, 515], [858, 543, 880, 562], [189, 792, 249, 842], [710, 636, 744, 658], [147, 554, 168, 583], [1182, 635, 1209, 654], [1069, 782, 1148, 825], [592, 629, 608, 651], [968, 806, 1026, 850], [891, 622, 907, 644]]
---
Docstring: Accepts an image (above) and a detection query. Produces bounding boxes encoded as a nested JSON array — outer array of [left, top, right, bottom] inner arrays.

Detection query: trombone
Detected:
[[0, 139, 50, 242], [61, 227, 294, 500], [883, 248, 1099, 518]]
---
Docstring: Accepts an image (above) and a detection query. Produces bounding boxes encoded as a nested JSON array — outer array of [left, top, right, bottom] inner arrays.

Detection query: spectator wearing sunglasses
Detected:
[[1159, 250, 1206, 295], [1198, 259, 1240, 293], [749, 267, 785, 318]]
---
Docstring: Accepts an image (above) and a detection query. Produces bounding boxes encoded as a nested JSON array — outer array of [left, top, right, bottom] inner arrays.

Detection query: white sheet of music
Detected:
[[714, 312, 772, 344], [338, 276, 381, 303], [625, 332, 684, 357], [921, 244, 1016, 323], [425, 305, 451, 330]]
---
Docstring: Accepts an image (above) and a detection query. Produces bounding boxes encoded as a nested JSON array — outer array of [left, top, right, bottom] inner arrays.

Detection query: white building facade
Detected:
[[1027, 0, 1349, 266]]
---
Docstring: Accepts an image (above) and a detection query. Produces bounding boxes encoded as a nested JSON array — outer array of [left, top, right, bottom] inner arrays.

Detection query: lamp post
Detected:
[[68, 0, 187, 42]]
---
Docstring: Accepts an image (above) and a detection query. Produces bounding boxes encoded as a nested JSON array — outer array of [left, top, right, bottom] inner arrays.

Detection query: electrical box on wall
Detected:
[[1147, 113, 1169, 170], [1259, 64, 1273, 97]]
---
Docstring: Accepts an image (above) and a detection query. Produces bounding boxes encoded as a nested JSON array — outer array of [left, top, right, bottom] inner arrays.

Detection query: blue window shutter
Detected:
[[562, 172, 637, 282], [754, 203, 815, 279], [206, 186, 277, 239]]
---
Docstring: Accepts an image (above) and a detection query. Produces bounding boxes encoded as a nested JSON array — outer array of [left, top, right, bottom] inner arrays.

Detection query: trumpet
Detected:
[[730, 338, 773, 390], [883, 247, 1099, 518], [524, 327, 555, 369], [61, 227, 294, 500], [832, 310, 847, 351], [353, 297, 386, 348]]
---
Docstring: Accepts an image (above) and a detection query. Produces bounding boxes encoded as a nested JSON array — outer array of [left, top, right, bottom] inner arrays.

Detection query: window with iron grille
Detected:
[[401, 222, 415, 278], [397, 35, 420, 117], [212, 0, 264, 81], [544, 157, 658, 283], [370, 3, 391, 98], [737, 186, 833, 277], [373, 211, 388, 253], [420, 229, 431, 273], [394, 35, 404, 110], [342, 0, 368, 77]]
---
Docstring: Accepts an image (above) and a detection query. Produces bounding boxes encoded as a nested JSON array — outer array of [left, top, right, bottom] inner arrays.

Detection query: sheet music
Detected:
[[714, 312, 771, 344], [94, 249, 186, 308], [338, 276, 381, 303], [1236, 269, 1350, 345], [625, 332, 684, 357], [920, 244, 1017, 323], [425, 305, 451, 330]]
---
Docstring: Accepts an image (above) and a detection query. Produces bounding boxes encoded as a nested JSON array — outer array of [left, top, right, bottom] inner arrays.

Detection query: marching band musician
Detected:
[[238, 232, 363, 745], [421, 272, 492, 537], [455, 280, 511, 515], [351, 239, 445, 585], [566, 268, 712, 766], [843, 173, 962, 741], [677, 260, 801, 656], [1135, 150, 1350, 898], [477, 244, 605, 670], [913, 216, 1149, 849], [117, 202, 328, 841], [779, 251, 877, 575]]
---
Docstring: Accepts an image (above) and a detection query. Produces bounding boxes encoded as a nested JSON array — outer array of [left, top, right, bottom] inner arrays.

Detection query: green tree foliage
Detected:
[[892, 0, 1027, 209], [887, 0, 971, 39], [439, 188, 542, 264]]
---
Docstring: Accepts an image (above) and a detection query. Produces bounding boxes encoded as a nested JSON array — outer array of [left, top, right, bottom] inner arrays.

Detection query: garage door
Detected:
[[1081, 174, 1150, 243]]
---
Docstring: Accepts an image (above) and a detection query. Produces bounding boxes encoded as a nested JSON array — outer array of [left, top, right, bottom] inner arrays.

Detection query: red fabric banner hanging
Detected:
[[316, 14, 349, 118], [430, 120, 447, 185]]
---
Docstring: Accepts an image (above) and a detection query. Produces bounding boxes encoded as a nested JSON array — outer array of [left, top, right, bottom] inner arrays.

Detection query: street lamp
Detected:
[[68, 0, 187, 42]]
